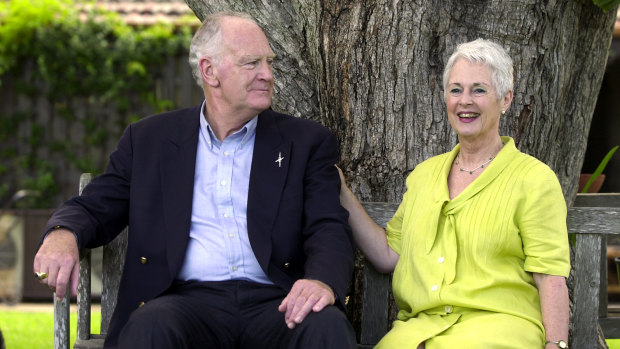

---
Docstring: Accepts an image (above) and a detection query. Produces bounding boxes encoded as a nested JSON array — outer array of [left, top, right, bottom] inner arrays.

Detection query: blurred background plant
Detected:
[[0, 0, 198, 208], [581, 145, 619, 193]]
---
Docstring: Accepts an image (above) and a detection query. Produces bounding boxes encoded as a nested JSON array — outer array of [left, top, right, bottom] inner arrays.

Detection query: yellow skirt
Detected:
[[375, 307, 543, 349]]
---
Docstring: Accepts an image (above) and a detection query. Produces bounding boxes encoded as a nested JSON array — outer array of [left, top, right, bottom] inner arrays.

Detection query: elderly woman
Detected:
[[338, 39, 570, 348]]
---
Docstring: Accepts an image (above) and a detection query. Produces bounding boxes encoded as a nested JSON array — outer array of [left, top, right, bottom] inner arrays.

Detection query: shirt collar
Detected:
[[199, 100, 259, 150]]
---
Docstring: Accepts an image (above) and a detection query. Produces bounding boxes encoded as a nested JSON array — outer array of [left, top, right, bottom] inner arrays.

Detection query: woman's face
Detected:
[[445, 59, 512, 143]]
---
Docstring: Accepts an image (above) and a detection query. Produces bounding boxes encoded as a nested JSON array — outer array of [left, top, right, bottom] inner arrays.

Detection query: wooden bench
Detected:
[[53, 174, 620, 349], [573, 193, 620, 343]]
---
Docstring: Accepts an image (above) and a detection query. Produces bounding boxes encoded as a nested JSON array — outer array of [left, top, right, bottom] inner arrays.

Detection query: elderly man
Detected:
[[34, 11, 356, 348]]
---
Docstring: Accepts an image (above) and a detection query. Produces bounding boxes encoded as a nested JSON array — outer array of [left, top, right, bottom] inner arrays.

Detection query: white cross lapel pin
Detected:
[[275, 152, 284, 167]]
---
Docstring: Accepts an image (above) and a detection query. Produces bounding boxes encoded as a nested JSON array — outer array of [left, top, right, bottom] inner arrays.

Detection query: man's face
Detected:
[[213, 18, 275, 117]]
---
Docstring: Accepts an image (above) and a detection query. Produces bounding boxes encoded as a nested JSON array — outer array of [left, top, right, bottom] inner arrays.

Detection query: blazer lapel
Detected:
[[247, 110, 290, 270], [160, 107, 200, 278]]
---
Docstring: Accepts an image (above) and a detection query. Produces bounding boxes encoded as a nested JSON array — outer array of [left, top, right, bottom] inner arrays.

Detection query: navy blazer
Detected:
[[45, 104, 354, 347]]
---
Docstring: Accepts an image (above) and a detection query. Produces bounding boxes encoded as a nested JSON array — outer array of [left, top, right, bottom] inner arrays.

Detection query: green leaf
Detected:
[[581, 145, 619, 193], [592, 0, 620, 12]]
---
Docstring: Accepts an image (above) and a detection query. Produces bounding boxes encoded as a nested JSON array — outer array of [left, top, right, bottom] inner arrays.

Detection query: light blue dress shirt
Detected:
[[177, 103, 272, 284]]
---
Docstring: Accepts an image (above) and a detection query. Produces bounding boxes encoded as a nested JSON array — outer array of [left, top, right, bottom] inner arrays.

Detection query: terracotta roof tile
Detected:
[[81, 2, 620, 36], [78, 1, 199, 26]]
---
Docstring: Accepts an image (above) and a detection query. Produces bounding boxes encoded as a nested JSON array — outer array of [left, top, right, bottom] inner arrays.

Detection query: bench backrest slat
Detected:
[[568, 207, 620, 235], [100, 228, 127, 334], [573, 233, 604, 348]]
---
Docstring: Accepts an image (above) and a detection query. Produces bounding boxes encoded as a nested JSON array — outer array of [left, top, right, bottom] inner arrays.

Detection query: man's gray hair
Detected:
[[442, 38, 514, 100], [188, 11, 258, 87]]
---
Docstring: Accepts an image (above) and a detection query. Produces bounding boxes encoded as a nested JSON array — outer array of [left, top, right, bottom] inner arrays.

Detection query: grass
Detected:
[[0, 308, 100, 349]]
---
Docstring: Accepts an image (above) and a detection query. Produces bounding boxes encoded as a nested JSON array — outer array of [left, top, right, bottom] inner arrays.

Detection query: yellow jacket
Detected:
[[386, 136, 570, 337]]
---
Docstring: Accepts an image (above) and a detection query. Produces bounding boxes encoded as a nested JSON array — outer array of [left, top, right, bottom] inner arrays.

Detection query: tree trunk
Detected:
[[184, 0, 616, 204], [185, 0, 616, 345]]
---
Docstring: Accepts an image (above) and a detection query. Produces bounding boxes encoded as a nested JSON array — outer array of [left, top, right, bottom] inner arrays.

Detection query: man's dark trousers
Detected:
[[118, 280, 357, 348]]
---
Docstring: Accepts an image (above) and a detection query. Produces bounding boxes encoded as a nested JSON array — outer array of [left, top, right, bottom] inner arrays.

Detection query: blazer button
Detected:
[[283, 262, 291, 268], [139, 301, 145, 308], [140, 257, 148, 264]]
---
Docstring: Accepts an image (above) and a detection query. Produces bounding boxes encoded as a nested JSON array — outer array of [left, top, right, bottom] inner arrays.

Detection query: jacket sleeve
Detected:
[[300, 130, 354, 307]]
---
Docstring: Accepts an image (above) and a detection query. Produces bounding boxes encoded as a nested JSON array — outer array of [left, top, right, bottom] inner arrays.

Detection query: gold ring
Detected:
[[34, 272, 48, 281]]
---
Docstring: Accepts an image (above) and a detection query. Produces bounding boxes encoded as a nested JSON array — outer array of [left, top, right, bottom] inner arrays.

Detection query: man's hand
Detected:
[[33, 229, 80, 300], [278, 279, 335, 329]]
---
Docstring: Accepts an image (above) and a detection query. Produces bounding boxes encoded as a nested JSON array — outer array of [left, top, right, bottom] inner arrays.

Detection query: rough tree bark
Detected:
[[184, 0, 615, 203], [184, 0, 616, 344]]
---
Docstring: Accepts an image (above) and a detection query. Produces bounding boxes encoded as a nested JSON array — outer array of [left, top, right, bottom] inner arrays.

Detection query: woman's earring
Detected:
[[501, 110, 505, 115]]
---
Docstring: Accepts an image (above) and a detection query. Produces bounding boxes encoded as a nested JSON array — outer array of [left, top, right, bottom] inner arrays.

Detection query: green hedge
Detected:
[[0, 0, 197, 207]]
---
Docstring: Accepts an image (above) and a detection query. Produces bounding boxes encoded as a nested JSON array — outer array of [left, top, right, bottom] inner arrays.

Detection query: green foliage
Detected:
[[0, 0, 75, 78], [0, 0, 193, 97], [592, 0, 620, 12], [581, 145, 619, 193], [0, 0, 196, 207]]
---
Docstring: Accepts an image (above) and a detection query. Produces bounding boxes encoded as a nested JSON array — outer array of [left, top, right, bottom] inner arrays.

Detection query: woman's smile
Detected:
[[457, 112, 480, 123]]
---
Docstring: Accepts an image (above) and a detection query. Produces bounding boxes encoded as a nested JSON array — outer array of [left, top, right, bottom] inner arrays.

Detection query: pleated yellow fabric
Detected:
[[377, 307, 542, 348], [381, 137, 570, 348]]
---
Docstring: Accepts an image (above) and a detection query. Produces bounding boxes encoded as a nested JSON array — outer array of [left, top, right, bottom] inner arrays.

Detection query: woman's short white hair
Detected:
[[188, 11, 258, 87], [442, 38, 514, 100]]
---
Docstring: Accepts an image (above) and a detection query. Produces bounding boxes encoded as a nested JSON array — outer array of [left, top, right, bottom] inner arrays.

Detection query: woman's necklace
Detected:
[[454, 142, 504, 175], [455, 153, 494, 175]]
